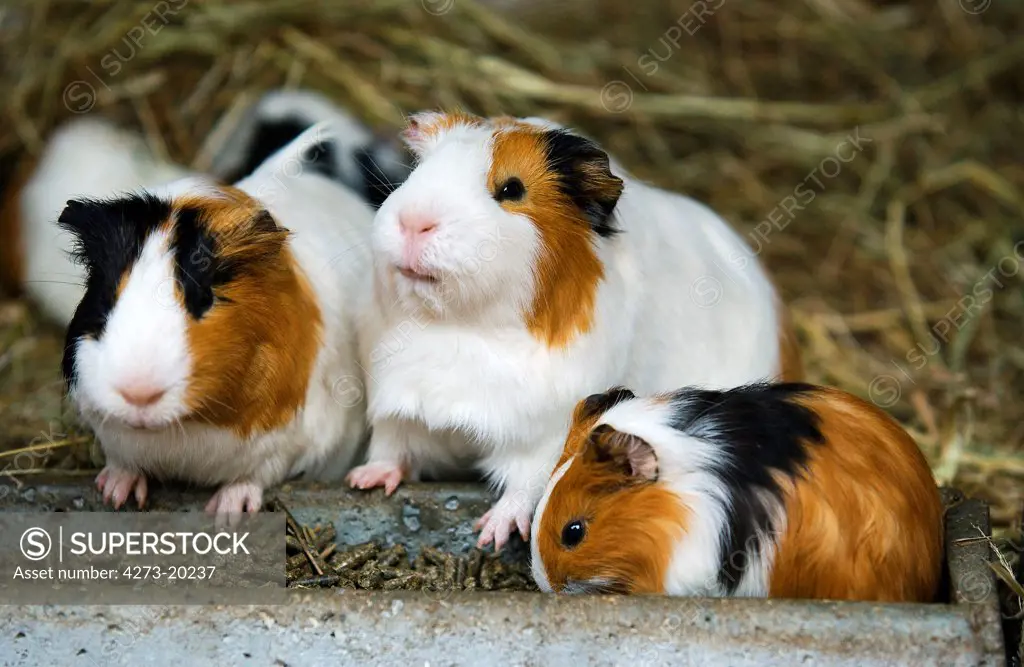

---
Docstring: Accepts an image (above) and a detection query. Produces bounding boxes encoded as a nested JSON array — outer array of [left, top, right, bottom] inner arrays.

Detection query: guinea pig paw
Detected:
[[475, 501, 531, 552], [96, 466, 148, 510], [205, 482, 263, 529], [345, 462, 404, 496]]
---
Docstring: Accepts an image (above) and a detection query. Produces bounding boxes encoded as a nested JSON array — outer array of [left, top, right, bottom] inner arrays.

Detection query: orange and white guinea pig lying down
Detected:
[[530, 383, 944, 602]]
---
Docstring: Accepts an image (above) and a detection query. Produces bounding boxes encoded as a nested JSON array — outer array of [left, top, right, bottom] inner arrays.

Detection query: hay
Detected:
[[0, 0, 1022, 536]]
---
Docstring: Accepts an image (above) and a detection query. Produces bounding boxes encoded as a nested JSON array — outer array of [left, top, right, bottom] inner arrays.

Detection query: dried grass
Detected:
[[0, 0, 1022, 535]]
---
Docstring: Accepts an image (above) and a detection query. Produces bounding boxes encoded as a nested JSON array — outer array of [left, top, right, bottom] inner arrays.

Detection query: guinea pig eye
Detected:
[[494, 177, 526, 203], [561, 519, 586, 549]]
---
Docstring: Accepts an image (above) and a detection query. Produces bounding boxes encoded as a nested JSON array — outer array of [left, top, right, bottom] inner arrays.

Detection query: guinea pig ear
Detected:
[[217, 208, 290, 271], [249, 208, 284, 234], [57, 199, 92, 253], [400, 111, 450, 157], [574, 387, 636, 423], [401, 110, 482, 158], [542, 129, 624, 238], [585, 423, 658, 482], [58, 194, 171, 266]]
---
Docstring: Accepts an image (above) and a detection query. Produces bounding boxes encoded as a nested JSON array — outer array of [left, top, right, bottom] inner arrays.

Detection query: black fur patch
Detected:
[[221, 117, 312, 184], [169, 206, 277, 320], [221, 116, 407, 209], [58, 194, 172, 384], [666, 382, 825, 593], [578, 386, 636, 422], [171, 206, 220, 319], [541, 130, 624, 238], [301, 137, 340, 181], [354, 146, 406, 209]]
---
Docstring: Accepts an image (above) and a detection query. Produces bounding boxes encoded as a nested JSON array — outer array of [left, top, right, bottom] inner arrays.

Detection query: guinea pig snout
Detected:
[[397, 210, 438, 270], [399, 210, 438, 238], [115, 381, 167, 408]]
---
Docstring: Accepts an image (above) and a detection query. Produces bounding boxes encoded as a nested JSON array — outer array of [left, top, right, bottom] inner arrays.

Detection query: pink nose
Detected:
[[399, 211, 438, 239], [117, 385, 166, 407]]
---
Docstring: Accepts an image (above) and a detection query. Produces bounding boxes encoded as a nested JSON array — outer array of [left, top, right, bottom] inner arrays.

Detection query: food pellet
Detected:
[[333, 542, 379, 572], [382, 572, 425, 591], [291, 573, 341, 588]]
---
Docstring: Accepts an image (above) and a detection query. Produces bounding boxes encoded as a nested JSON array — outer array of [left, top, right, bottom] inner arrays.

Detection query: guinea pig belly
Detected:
[[91, 418, 297, 489]]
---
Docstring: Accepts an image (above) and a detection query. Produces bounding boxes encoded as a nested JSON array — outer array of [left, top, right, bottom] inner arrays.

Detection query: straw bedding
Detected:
[[0, 0, 1020, 590]]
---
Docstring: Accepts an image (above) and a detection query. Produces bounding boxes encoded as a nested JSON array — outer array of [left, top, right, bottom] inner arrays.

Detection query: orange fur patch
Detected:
[[0, 157, 35, 295], [553, 396, 607, 471], [174, 189, 322, 439], [768, 388, 944, 602], [488, 128, 605, 348], [407, 111, 482, 142], [537, 416, 686, 594]]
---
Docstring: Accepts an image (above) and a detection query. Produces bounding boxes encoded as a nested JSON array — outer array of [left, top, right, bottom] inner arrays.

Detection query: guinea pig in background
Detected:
[[57, 118, 377, 520], [210, 89, 411, 209], [0, 117, 198, 326], [530, 383, 944, 602], [347, 111, 802, 550]]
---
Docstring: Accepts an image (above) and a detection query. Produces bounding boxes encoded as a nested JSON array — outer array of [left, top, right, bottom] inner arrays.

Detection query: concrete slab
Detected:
[[0, 478, 1006, 666]]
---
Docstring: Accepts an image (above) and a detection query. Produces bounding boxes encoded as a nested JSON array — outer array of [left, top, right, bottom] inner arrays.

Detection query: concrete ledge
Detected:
[[0, 593, 1005, 666], [0, 478, 1006, 666]]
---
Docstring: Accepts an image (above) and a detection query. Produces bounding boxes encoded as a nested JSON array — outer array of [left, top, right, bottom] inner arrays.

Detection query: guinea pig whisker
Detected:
[[197, 394, 238, 415], [359, 157, 400, 194], [562, 576, 625, 595], [190, 411, 217, 427], [22, 279, 86, 287]]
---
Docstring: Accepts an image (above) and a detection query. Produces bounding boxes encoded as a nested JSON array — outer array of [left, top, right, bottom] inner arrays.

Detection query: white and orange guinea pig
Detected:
[[21, 112, 383, 519], [530, 383, 944, 602], [347, 111, 802, 550]]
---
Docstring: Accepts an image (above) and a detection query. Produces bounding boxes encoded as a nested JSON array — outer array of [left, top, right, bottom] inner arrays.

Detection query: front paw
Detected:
[[474, 496, 532, 552], [96, 466, 148, 510], [205, 482, 262, 528], [345, 462, 405, 496]]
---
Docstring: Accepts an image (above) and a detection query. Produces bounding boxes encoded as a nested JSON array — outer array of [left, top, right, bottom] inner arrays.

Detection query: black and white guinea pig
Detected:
[[347, 111, 801, 551], [54, 122, 375, 520], [0, 117, 197, 325], [210, 89, 411, 208], [530, 383, 944, 602]]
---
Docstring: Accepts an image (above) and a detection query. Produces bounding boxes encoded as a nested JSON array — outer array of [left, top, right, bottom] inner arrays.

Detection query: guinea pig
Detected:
[[347, 111, 802, 550], [57, 122, 375, 520], [530, 383, 944, 602], [0, 117, 197, 325], [210, 89, 411, 208]]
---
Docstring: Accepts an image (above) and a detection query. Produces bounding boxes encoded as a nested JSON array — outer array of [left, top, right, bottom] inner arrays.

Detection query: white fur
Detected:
[[18, 118, 196, 326], [210, 89, 408, 198], [68, 124, 376, 514], [356, 116, 784, 545], [531, 396, 782, 596], [530, 456, 573, 592], [73, 227, 192, 430]]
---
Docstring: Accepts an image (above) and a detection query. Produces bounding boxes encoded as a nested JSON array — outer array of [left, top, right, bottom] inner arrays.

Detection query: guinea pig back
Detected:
[[531, 383, 944, 602]]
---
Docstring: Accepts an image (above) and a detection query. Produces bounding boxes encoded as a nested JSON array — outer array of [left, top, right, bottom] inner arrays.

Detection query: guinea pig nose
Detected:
[[117, 385, 167, 407], [399, 211, 438, 238]]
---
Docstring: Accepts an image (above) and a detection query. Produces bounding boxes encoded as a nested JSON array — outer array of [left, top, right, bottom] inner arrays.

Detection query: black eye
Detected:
[[494, 177, 525, 202], [561, 519, 586, 549]]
